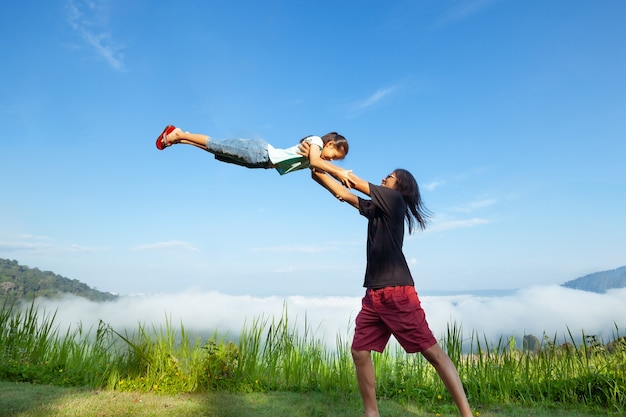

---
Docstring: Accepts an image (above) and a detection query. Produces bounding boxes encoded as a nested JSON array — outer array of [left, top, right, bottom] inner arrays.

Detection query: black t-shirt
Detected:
[[358, 184, 414, 289]]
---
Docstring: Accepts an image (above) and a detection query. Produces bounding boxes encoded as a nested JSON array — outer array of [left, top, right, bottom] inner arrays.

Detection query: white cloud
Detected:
[[359, 87, 394, 108], [423, 180, 446, 191], [452, 199, 497, 213], [425, 167, 489, 192], [438, 0, 500, 25], [0, 235, 101, 254], [272, 266, 294, 273], [427, 218, 489, 233], [0, 240, 53, 252], [65, 0, 125, 70], [132, 241, 199, 252], [251, 244, 332, 254], [20, 234, 51, 241], [349, 85, 397, 114], [67, 244, 98, 253]]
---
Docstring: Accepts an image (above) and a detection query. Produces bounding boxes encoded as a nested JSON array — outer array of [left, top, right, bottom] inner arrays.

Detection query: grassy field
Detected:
[[0, 380, 617, 417], [1, 299, 625, 416]]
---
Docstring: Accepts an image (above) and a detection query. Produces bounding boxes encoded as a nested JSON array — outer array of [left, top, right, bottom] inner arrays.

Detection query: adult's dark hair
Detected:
[[393, 168, 432, 233]]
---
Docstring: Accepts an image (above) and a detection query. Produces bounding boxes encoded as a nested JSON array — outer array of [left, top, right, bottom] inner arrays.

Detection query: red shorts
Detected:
[[352, 285, 437, 353]]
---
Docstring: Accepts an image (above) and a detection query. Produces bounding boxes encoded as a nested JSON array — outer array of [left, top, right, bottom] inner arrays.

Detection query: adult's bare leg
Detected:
[[421, 344, 473, 417], [352, 349, 380, 417]]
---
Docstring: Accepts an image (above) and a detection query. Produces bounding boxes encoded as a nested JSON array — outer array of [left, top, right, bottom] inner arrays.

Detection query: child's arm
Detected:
[[300, 142, 355, 188]]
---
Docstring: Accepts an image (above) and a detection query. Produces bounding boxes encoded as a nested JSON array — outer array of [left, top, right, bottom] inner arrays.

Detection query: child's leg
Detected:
[[160, 127, 272, 168], [167, 128, 210, 149], [205, 137, 271, 168]]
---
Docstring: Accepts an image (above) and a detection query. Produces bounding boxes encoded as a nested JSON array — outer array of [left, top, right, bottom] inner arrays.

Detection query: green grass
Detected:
[[0, 381, 617, 417], [1, 299, 625, 416]]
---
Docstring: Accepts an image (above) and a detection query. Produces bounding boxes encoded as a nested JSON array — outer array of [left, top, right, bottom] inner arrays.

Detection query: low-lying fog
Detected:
[[33, 285, 626, 349]]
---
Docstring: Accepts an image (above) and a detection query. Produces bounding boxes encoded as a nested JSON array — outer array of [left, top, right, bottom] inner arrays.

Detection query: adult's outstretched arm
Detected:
[[311, 169, 361, 209]]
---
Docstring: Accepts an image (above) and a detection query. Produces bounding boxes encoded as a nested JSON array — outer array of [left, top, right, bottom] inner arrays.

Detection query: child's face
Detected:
[[320, 143, 346, 161]]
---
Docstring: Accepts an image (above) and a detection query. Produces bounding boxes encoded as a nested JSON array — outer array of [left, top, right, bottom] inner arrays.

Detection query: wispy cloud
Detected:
[[425, 167, 489, 192], [0, 240, 53, 252], [423, 180, 446, 191], [348, 85, 397, 115], [0, 235, 100, 253], [252, 244, 332, 254], [427, 218, 489, 233], [132, 241, 199, 252], [65, 0, 124, 70], [272, 266, 295, 273], [452, 198, 497, 213], [252, 240, 361, 254], [438, 0, 500, 25]]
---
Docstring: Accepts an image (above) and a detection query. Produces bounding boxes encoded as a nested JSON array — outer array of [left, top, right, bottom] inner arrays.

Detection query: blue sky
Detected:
[[1, 0, 625, 298]]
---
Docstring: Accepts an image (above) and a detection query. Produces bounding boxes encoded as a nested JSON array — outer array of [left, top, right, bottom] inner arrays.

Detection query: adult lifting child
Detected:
[[299, 140, 473, 417]]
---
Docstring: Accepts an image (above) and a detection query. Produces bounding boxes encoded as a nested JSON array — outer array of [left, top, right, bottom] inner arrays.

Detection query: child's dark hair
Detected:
[[300, 132, 349, 158], [393, 168, 432, 233]]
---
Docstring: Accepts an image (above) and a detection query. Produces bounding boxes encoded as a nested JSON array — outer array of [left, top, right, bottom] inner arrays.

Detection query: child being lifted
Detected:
[[156, 125, 354, 187]]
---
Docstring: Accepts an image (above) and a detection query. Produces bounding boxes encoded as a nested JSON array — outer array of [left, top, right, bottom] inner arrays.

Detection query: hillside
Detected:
[[0, 258, 118, 302], [561, 266, 626, 293]]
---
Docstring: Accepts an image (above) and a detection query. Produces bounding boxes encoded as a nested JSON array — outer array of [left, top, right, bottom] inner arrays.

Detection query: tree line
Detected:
[[0, 258, 118, 303]]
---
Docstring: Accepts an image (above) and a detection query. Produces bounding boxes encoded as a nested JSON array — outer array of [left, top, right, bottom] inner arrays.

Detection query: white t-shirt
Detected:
[[267, 135, 324, 175]]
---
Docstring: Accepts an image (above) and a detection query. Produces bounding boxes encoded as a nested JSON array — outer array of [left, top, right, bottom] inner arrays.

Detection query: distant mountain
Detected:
[[561, 266, 626, 293], [0, 258, 118, 302]]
